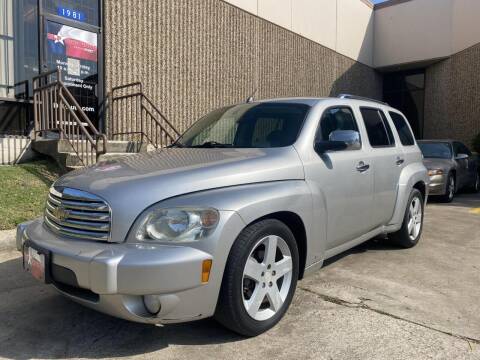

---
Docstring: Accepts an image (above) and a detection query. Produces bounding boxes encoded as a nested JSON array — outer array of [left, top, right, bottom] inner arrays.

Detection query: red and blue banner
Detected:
[[46, 22, 97, 62]]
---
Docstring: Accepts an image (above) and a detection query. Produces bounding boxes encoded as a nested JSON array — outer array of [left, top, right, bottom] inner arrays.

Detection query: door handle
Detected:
[[356, 161, 370, 173], [396, 157, 405, 166]]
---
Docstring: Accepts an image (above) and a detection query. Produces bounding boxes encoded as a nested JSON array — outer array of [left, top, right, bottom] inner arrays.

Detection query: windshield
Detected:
[[174, 103, 311, 148], [418, 142, 452, 159]]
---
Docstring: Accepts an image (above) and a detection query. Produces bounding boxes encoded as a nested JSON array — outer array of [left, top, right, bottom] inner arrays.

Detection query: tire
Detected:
[[215, 219, 299, 337], [439, 173, 455, 203], [390, 188, 424, 248]]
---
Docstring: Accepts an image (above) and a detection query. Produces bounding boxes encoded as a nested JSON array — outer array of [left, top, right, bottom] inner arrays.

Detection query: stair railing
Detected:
[[33, 69, 107, 166], [110, 82, 180, 148]]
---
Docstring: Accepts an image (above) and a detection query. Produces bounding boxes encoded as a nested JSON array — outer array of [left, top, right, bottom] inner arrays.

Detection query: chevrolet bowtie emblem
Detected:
[[53, 206, 70, 221]]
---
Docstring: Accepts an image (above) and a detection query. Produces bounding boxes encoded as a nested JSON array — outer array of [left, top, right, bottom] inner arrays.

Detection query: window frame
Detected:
[[313, 105, 362, 151], [359, 106, 396, 149], [389, 111, 416, 147]]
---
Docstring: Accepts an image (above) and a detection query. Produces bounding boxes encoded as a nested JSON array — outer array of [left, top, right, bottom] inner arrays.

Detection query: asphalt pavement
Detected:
[[0, 193, 479, 359]]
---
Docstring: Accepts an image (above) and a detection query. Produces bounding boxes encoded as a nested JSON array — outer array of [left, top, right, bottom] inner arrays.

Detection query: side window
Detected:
[[360, 108, 395, 147], [389, 112, 415, 146], [316, 107, 359, 141], [452, 142, 461, 157], [459, 143, 472, 156], [379, 111, 396, 145]]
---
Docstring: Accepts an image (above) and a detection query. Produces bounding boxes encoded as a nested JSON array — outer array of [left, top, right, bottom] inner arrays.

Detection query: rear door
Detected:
[[453, 142, 470, 188], [456, 142, 476, 187], [360, 107, 403, 228], [388, 110, 421, 165]]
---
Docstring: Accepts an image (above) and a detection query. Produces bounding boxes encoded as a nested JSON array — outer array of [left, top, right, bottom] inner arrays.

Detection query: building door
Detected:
[[39, 0, 102, 130]]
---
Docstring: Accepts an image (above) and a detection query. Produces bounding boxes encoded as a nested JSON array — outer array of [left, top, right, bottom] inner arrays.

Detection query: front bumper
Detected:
[[17, 212, 245, 324], [428, 174, 447, 196]]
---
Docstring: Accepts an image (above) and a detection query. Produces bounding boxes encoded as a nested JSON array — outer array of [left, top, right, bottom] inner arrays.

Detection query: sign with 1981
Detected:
[[57, 7, 85, 22]]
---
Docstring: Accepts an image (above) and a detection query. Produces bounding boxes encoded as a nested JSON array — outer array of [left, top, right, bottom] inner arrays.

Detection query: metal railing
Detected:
[[0, 135, 30, 165], [33, 69, 107, 166], [110, 82, 180, 148]]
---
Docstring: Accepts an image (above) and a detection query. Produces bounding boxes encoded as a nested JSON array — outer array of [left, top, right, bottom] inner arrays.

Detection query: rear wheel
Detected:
[[390, 188, 424, 248], [439, 173, 455, 203], [215, 219, 299, 337]]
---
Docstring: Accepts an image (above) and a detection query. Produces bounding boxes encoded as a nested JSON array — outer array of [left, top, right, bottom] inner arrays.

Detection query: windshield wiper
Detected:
[[168, 141, 185, 148], [190, 141, 233, 148]]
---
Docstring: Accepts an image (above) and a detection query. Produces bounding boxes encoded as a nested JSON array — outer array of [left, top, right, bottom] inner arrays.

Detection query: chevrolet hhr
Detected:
[[18, 95, 428, 336]]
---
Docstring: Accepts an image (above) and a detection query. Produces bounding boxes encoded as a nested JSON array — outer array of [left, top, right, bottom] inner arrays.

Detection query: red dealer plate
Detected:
[[23, 245, 46, 282]]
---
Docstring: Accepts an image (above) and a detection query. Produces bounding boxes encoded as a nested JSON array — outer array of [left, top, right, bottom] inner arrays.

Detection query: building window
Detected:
[[0, 0, 37, 135], [0, 0, 38, 99]]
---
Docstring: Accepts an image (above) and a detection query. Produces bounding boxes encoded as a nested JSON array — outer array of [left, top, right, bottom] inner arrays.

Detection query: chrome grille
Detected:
[[44, 187, 111, 241]]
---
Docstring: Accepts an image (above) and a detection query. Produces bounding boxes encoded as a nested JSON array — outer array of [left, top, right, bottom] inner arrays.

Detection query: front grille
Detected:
[[44, 187, 111, 241]]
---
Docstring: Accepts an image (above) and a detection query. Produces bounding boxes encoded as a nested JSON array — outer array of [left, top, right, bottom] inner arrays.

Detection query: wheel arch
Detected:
[[413, 180, 426, 200], [248, 211, 307, 280], [388, 162, 429, 231]]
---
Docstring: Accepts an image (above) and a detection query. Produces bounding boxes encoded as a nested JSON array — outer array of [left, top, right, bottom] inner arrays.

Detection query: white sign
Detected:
[[67, 57, 80, 76]]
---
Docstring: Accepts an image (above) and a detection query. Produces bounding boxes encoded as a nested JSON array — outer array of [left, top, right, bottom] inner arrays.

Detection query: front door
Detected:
[[304, 106, 374, 250]]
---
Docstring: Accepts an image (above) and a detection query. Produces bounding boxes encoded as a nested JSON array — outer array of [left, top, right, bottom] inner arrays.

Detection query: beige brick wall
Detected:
[[424, 42, 480, 146], [103, 0, 382, 135]]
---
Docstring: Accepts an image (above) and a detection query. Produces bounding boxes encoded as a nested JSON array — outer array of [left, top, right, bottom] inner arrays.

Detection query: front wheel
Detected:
[[390, 188, 424, 248], [215, 219, 299, 337]]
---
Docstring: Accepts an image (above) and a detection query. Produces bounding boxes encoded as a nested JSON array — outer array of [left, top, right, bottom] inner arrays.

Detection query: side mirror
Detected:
[[455, 153, 469, 160], [315, 130, 361, 153]]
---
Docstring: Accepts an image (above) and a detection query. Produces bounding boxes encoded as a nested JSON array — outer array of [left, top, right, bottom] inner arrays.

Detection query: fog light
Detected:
[[202, 259, 212, 283], [143, 295, 161, 315]]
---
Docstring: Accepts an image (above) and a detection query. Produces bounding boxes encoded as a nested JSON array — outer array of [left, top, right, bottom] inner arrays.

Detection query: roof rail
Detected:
[[337, 94, 388, 106]]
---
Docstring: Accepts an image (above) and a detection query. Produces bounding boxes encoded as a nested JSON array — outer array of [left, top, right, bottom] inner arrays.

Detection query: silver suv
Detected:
[[17, 95, 428, 336]]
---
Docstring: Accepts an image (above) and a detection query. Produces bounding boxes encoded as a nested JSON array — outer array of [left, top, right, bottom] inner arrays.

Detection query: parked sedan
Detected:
[[418, 140, 479, 202]]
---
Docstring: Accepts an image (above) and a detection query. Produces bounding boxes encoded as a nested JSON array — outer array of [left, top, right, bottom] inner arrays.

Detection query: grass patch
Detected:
[[0, 159, 62, 230]]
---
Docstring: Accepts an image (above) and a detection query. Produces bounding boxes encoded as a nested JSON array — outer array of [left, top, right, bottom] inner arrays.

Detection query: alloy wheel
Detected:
[[242, 235, 293, 321], [407, 196, 422, 241]]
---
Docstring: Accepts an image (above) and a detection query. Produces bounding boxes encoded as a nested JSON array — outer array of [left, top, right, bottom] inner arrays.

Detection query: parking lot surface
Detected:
[[0, 194, 479, 359]]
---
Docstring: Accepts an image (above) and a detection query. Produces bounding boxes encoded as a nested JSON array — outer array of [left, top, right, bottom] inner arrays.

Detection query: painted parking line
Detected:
[[469, 208, 480, 215]]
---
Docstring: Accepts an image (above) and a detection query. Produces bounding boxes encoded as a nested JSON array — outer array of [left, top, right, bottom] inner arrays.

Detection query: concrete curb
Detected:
[[0, 229, 16, 252]]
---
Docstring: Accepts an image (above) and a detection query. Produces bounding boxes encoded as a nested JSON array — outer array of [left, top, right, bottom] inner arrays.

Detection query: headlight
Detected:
[[428, 169, 444, 176], [131, 206, 219, 243]]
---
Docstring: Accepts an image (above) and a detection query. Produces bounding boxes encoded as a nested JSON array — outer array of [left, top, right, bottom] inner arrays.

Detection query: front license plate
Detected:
[[23, 245, 47, 282]]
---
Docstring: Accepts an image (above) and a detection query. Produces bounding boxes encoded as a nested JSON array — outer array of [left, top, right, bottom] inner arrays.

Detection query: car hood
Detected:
[[423, 158, 454, 170], [55, 147, 304, 241]]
